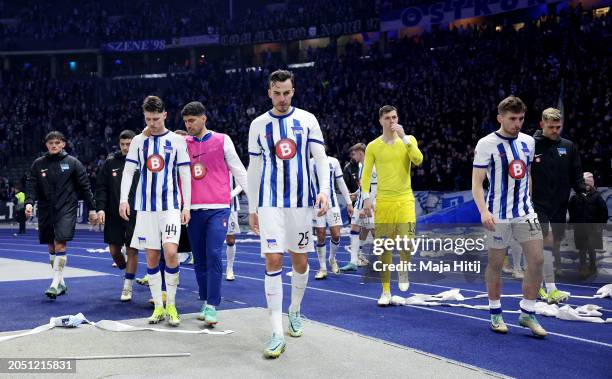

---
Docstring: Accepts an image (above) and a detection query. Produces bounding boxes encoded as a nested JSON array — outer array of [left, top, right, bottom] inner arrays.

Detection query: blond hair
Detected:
[[541, 107, 562, 121]]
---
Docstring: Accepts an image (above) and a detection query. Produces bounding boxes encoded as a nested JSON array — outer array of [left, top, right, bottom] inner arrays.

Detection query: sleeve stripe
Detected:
[[126, 159, 139, 165], [249, 152, 262, 156], [308, 139, 324, 145], [473, 164, 488, 168], [335, 175, 344, 179], [177, 162, 191, 166]]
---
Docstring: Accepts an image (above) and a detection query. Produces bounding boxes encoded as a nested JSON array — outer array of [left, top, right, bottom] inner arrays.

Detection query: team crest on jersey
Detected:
[[138, 236, 146, 245], [146, 154, 165, 172], [508, 159, 526, 180], [291, 126, 303, 134], [266, 239, 278, 248], [60, 163, 70, 172], [191, 162, 207, 180], [557, 147, 567, 156], [164, 146, 174, 154], [275, 138, 297, 160]]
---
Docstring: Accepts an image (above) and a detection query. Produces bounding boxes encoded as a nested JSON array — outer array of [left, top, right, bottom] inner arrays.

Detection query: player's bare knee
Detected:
[[226, 235, 236, 245], [330, 227, 341, 241], [316, 228, 326, 243], [265, 253, 283, 272]]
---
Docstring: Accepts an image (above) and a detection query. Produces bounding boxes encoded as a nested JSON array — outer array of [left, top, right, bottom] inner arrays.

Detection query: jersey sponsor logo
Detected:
[[191, 162, 207, 180], [508, 159, 526, 180], [146, 154, 165, 172], [275, 138, 297, 160]]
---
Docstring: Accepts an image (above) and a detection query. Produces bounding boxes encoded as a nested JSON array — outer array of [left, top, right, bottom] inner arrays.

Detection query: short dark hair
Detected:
[[349, 143, 366, 153], [45, 131, 66, 142], [379, 105, 398, 118], [181, 101, 206, 117], [498, 96, 527, 115], [119, 129, 136, 140], [174, 129, 188, 136], [142, 95, 165, 113], [269, 70, 294, 87]]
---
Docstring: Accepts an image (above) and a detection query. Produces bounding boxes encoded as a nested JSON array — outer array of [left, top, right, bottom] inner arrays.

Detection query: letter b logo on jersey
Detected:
[[146, 154, 165, 173], [275, 138, 297, 160], [191, 162, 207, 180], [508, 159, 526, 179]]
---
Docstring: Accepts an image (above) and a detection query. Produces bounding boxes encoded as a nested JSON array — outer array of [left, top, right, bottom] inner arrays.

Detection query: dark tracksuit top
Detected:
[[25, 150, 95, 243]]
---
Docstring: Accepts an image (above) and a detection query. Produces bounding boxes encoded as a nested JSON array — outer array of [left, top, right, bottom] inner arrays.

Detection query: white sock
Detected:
[[165, 267, 180, 306], [265, 270, 283, 336], [50, 253, 67, 289], [330, 238, 340, 260], [226, 243, 236, 271], [520, 299, 536, 314], [207, 304, 215, 310], [147, 269, 163, 308], [49, 253, 55, 268], [543, 248, 555, 290], [289, 265, 309, 313], [488, 299, 501, 309], [350, 233, 360, 264], [316, 243, 327, 271], [123, 279, 133, 290]]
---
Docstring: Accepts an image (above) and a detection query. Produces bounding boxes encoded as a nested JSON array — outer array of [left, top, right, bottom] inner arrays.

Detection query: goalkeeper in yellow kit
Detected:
[[361, 105, 423, 306]]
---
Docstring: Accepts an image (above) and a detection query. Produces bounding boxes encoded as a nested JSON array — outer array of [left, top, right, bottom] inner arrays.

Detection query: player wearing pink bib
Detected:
[[182, 101, 248, 326]]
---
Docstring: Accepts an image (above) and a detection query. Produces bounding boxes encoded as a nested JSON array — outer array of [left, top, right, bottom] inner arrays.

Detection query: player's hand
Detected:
[[362, 198, 373, 217], [350, 192, 358, 201], [181, 209, 191, 225], [347, 203, 354, 218], [315, 193, 329, 217], [88, 211, 98, 225], [481, 211, 496, 232], [391, 124, 406, 139], [119, 202, 130, 221], [25, 204, 33, 218], [142, 126, 152, 137], [249, 213, 259, 235], [97, 210, 106, 225]]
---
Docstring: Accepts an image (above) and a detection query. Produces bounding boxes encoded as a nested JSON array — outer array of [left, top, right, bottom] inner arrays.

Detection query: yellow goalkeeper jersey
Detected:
[[360, 135, 423, 201]]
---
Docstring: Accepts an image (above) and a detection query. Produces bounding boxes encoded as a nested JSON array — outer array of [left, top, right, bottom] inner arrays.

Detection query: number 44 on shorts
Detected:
[[165, 224, 178, 238]]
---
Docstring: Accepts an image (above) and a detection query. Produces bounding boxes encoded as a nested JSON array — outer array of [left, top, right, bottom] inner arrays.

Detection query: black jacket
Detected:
[[568, 190, 608, 250], [25, 151, 95, 213], [531, 130, 585, 216], [343, 161, 360, 195], [95, 151, 139, 217]]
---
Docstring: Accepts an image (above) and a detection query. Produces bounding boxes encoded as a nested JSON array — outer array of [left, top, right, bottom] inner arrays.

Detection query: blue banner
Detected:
[[102, 39, 166, 52], [381, 0, 557, 31]]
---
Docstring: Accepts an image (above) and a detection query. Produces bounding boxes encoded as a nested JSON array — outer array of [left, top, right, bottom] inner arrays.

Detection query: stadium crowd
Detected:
[[0, 5, 609, 202]]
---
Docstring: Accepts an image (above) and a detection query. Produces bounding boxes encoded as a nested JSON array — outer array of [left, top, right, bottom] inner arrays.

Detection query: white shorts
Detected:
[[131, 210, 181, 250], [313, 206, 342, 228], [351, 208, 375, 229], [227, 211, 241, 235], [486, 213, 543, 250], [258, 207, 314, 255]]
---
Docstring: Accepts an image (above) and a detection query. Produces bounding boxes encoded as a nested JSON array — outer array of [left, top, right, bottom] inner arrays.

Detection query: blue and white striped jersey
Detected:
[[473, 131, 535, 220], [124, 130, 190, 212], [229, 173, 241, 211], [355, 161, 377, 209], [248, 106, 325, 208], [309, 156, 343, 208]]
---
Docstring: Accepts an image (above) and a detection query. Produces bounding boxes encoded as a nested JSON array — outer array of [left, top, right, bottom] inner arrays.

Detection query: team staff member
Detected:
[[25, 131, 97, 299], [531, 107, 585, 304], [96, 129, 140, 302]]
